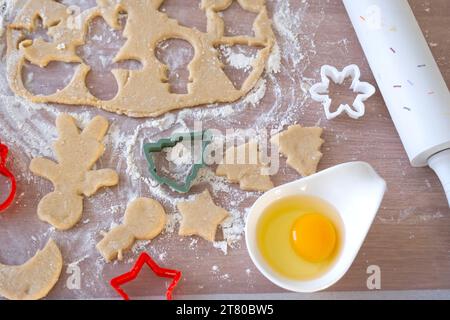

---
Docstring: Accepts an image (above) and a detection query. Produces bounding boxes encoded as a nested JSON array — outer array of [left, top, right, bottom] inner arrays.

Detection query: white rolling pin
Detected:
[[343, 0, 450, 206]]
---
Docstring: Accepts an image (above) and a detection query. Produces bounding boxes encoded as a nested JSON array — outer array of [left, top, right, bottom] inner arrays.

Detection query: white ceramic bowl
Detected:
[[245, 162, 387, 293]]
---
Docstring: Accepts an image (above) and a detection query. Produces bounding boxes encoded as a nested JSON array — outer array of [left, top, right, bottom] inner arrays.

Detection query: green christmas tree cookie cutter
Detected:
[[143, 131, 212, 193]]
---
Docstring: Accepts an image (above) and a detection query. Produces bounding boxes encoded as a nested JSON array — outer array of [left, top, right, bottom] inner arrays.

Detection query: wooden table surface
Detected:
[[0, 0, 449, 299]]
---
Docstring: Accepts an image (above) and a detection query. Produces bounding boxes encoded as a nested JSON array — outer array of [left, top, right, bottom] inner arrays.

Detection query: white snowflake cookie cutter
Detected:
[[309, 65, 376, 120]]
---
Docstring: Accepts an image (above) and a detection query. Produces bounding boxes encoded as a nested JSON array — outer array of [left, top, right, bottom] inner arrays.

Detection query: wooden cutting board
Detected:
[[0, 0, 449, 299]]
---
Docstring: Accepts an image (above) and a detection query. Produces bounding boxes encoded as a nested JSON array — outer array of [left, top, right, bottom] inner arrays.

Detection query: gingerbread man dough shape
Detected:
[[97, 198, 167, 262], [30, 114, 119, 230]]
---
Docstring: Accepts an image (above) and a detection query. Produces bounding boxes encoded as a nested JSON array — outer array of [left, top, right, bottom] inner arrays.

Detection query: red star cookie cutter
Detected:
[[110, 252, 182, 300], [0, 140, 17, 212]]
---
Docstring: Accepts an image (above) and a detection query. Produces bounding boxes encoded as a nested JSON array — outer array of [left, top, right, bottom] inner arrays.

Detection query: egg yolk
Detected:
[[291, 213, 337, 263]]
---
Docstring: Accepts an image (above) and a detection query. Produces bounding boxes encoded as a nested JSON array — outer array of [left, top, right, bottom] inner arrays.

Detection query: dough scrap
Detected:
[[30, 114, 119, 230], [97, 198, 167, 262], [6, 0, 276, 117], [216, 141, 274, 191], [177, 189, 229, 242], [0, 239, 63, 300], [271, 125, 324, 177]]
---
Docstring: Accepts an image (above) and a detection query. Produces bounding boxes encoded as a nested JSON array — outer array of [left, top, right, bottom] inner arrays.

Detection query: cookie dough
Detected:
[[6, 0, 275, 117], [271, 125, 324, 177], [0, 239, 63, 300], [177, 189, 229, 242], [97, 198, 167, 262], [30, 114, 119, 230], [216, 141, 274, 191]]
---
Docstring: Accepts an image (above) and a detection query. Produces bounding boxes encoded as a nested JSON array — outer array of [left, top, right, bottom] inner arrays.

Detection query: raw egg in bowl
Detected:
[[246, 162, 386, 293]]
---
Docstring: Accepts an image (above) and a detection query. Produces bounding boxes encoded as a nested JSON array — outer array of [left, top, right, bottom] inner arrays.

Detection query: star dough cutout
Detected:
[[271, 125, 324, 177], [309, 65, 376, 120], [216, 141, 274, 192], [177, 190, 229, 242]]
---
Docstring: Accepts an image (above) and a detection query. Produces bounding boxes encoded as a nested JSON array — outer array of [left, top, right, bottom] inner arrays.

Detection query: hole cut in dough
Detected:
[[155, 38, 195, 94], [217, 44, 260, 90], [22, 60, 78, 96], [19, 15, 53, 45], [221, 0, 258, 37], [159, 0, 208, 33], [6, 0, 276, 117], [58, 0, 98, 12], [76, 15, 143, 101]]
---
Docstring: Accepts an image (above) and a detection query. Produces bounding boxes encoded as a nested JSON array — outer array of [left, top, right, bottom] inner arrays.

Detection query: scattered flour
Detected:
[[68, 255, 90, 268], [165, 141, 193, 166], [213, 241, 228, 255], [243, 78, 267, 106], [219, 45, 255, 71]]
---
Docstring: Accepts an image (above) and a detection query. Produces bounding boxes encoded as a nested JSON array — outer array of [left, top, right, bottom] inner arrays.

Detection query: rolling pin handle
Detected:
[[428, 149, 450, 207]]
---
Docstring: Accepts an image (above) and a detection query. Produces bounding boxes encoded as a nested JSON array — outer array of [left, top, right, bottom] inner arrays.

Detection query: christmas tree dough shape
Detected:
[[6, 0, 275, 117], [0, 239, 63, 300], [97, 198, 167, 262], [216, 141, 274, 191], [177, 189, 229, 242], [271, 125, 324, 177], [30, 114, 119, 230]]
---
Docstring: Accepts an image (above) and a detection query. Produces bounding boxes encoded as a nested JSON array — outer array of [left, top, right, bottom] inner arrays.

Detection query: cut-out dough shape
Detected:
[[271, 125, 324, 177], [30, 114, 119, 230], [0, 239, 63, 300], [177, 189, 229, 242], [309, 65, 376, 120], [6, 0, 275, 117], [216, 141, 274, 192], [97, 198, 167, 262]]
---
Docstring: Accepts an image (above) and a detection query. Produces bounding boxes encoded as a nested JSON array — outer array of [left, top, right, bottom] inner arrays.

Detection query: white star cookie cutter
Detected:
[[309, 65, 376, 120]]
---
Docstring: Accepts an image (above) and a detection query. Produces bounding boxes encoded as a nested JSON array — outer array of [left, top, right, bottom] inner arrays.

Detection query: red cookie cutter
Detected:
[[110, 252, 182, 300], [0, 141, 16, 212]]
